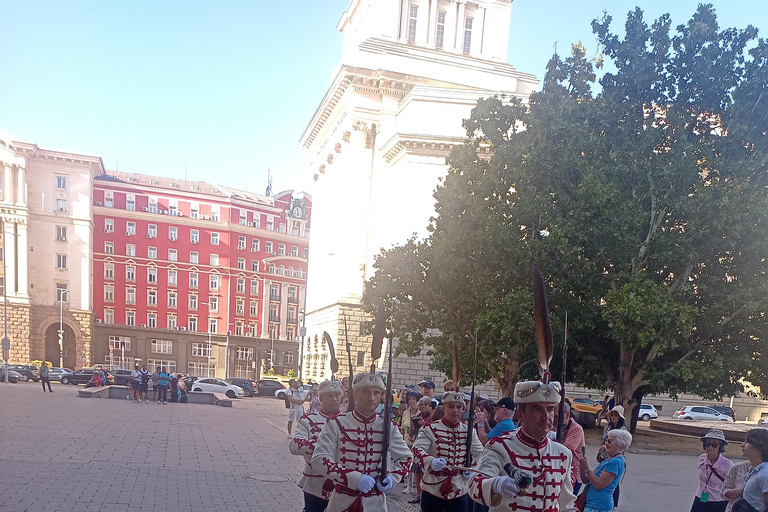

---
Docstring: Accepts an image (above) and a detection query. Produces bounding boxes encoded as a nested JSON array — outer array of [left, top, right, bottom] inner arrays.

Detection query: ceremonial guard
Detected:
[[312, 372, 412, 512], [469, 380, 577, 512], [289, 379, 344, 512], [412, 390, 483, 512]]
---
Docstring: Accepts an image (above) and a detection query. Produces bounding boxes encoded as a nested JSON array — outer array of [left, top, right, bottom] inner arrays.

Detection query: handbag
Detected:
[[733, 498, 760, 512], [575, 482, 590, 511]]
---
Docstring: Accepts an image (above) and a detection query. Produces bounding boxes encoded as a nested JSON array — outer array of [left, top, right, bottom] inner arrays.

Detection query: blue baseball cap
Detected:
[[419, 380, 436, 389]]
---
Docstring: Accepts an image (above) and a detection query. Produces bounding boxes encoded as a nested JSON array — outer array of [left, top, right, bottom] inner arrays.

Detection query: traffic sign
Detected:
[[80, 355, 86, 363], [1, 338, 9, 350]]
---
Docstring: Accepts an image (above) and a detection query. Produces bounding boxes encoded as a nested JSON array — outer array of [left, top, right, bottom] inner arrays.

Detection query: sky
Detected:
[[1, 1, 765, 195]]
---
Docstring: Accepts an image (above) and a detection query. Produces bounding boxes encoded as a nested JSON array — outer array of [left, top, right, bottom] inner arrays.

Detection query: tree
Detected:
[[364, 5, 768, 427]]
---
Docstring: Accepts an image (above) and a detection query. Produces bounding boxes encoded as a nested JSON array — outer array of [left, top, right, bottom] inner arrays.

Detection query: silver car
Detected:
[[47, 367, 73, 381], [672, 406, 733, 422]]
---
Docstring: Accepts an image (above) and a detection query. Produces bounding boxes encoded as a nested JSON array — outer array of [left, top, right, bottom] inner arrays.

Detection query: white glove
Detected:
[[376, 475, 393, 493], [492, 476, 522, 499], [506, 466, 533, 488], [462, 470, 473, 479], [357, 474, 375, 493], [429, 457, 447, 471]]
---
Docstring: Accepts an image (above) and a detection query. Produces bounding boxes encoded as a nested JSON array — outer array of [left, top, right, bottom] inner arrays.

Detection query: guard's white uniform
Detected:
[[312, 409, 412, 512], [289, 409, 335, 500], [469, 429, 577, 512], [412, 417, 483, 500]]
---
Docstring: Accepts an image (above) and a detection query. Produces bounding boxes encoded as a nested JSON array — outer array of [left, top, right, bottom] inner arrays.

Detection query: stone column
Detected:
[[456, 1, 467, 53], [16, 221, 28, 299], [16, 166, 25, 206], [280, 283, 288, 340], [3, 220, 16, 297], [427, 0, 438, 46]]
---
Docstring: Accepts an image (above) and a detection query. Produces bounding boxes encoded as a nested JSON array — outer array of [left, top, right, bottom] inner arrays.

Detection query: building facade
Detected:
[[92, 172, 311, 378]]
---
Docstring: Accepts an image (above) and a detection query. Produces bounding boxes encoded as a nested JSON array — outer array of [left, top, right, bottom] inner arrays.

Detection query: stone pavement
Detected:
[[0, 381, 408, 512]]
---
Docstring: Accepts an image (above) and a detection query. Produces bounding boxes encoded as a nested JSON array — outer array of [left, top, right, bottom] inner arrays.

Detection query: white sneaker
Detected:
[[157, 400, 162, 404], [163, 401, 167, 405], [402, 487, 412, 494], [137, 398, 141, 403]]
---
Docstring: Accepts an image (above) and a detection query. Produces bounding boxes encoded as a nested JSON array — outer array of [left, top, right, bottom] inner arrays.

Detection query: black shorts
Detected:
[[140, 383, 148, 393], [131, 381, 140, 390]]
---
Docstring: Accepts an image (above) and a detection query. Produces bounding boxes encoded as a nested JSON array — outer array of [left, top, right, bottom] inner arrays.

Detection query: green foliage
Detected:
[[287, 369, 297, 378], [364, 5, 768, 407]]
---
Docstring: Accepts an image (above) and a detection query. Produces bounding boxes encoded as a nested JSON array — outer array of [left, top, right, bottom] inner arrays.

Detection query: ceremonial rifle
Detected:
[[371, 302, 392, 485], [465, 331, 479, 512], [343, 314, 355, 410], [556, 312, 568, 443]]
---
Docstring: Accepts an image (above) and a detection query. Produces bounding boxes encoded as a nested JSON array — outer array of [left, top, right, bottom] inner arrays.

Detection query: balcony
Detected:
[[287, 296, 298, 304], [269, 315, 281, 322], [270, 294, 281, 302], [287, 317, 297, 325]]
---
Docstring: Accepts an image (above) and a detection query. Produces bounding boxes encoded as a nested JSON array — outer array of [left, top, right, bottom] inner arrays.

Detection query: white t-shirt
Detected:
[[131, 370, 141, 381]]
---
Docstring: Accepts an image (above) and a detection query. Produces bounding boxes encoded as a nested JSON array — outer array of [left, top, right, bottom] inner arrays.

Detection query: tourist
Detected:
[[558, 402, 586, 494], [733, 428, 768, 512], [722, 458, 751, 512], [130, 364, 141, 402], [156, 366, 171, 404], [578, 429, 632, 512], [139, 365, 151, 403], [39, 361, 52, 392], [477, 397, 516, 445], [287, 379, 306, 435]]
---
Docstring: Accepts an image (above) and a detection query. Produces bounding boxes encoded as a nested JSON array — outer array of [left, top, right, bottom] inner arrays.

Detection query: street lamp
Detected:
[[200, 301, 213, 377], [299, 308, 306, 381]]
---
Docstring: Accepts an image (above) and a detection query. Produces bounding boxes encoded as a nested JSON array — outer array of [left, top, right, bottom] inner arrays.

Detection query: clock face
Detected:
[[292, 206, 303, 218]]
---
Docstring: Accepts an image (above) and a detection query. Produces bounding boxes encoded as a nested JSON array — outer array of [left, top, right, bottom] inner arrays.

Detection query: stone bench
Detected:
[[187, 390, 233, 407], [77, 385, 233, 407], [78, 385, 112, 398]]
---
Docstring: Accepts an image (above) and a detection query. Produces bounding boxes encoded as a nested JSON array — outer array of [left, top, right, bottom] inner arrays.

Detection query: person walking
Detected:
[[39, 362, 53, 392], [287, 379, 306, 435], [689, 429, 733, 512], [156, 366, 171, 404], [732, 428, 768, 512]]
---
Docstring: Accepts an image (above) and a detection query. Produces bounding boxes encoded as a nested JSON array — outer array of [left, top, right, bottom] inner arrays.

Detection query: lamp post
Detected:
[[298, 308, 306, 381], [58, 298, 64, 369], [200, 301, 213, 377]]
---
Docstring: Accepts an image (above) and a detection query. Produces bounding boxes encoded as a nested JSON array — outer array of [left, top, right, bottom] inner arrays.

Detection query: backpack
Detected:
[[140, 371, 150, 384]]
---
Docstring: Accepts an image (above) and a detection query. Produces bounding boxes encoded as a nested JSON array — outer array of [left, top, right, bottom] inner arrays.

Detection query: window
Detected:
[[357, 351, 365, 366], [148, 268, 157, 283], [126, 312, 135, 326], [210, 253, 219, 266], [269, 264, 276, 274], [236, 347, 254, 360], [104, 263, 114, 279], [56, 226, 67, 241], [126, 222, 136, 235], [190, 251, 199, 264], [235, 322, 244, 336], [288, 286, 297, 302], [148, 359, 176, 373], [238, 236, 246, 250], [210, 274, 220, 290], [436, 11, 446, 48], [239, 213, 247, 226], [250, 300, 258, 316], [54, 254, 67, 269], [126, 244, 135, 256], [126, 288, 136, 304], [56, 283, 68, 302], [265, 241, 273, 254], [278, 244, 286, 256], [104, 310, 114, 324], [187, 361, 215, 377], [190, 229, 199, 244], [126, 266, 135, 281], [284, 351, 294, 364], [167, 315, 177, 330], [209, 318, 218, 333], [287, 308, 296, 323], [236, 278, 245, 293], [104, 219, 114, 233], [251, 281, 259, 298], [270, 304, 279, 321], [169, 205, 178, 217], [56, 199, 67, 212], [278, 265, 285, 276], [105, 242, 114, 254], [148, 224, 157, 238], [248, 324, 257, 337], [168, 270, 177, 286], [147, 314, 157, 328], [151, 339, 173, 355], [192, 343, 211, 357], [463, 17, 473, 53], [127, 199, 135, 211], [211, 232, 219, 245], [235, 257, 244, 270], [189, 273, 198, 288], [303, 248, 309, 259], [168, 292, 177, 308], [169, 226, 178, 241], [252, 215, 260, 229], [190, 206, 199, 219], [104, 285, 114, 302], [270, 283, 279, 299], [266, 218, 274, 232], [286, 329, 294, 341], [57, 176, 67, 189], [236, 299, 245, 315], [105, 197, 113, 208], [291, 222, 299, 236], [209, 297, 218, 312], [188, 317, 198, 332], [168, 249, 177, 261], [251, 239, 259, 252], [189, 294, 198, 309], [279, 223, 286, 234], [251, 260, 259, 272], [211, 208, 220, 222], [148, 199, 158, 214], [407, 4, 418, 43], [291, 246, 298, 257], [148, 290, 157, 306], [148, 246, 157, 259]]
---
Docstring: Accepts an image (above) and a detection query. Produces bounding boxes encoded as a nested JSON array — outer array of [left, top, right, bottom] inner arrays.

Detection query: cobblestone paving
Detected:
[[0, 382, 406, 512]]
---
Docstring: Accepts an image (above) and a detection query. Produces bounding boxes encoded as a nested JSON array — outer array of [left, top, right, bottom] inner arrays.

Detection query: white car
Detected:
[[189, 378, 245, 398], [638, 404, 658, 421], [48, 367, 73, 381], [672, 406, 734, 422], [275, 384, 311, 400]]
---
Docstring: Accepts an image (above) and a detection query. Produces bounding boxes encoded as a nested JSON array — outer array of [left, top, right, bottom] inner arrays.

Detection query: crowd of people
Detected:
[[288, 373, 631, 512], [82, 364, 189, 404]]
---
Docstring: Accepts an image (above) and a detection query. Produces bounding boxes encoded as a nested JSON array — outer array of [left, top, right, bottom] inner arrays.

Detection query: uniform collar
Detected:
[[517, 428, 548, 449], [352, 409, 377, 423], [320, 409, 338, 418], [441, 417, 459, 429]]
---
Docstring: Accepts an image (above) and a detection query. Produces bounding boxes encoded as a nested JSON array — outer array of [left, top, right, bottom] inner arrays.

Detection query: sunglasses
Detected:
[[704, 442, 721, 448]]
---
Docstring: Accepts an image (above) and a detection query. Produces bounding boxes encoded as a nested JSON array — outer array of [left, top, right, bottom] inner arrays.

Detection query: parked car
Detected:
[[710, 405, 736, 419], [6, 364, 39, 382], [672, 406, 733, 422], [47, 367, 73, 381], [0, 369, 21, 383], [59, 369, 115, 386], [225, 378, 255, 397], [108, 369, 134, 386], [275, 384, 311, 400], [638, 404, 659, 421], [255, 380, 285, 396], [189, 378, 245, 398], [571, 398, 603, 414]]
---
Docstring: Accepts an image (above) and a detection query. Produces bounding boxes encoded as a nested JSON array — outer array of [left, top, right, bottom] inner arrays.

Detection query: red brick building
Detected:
[[91, 171, 310, 379]]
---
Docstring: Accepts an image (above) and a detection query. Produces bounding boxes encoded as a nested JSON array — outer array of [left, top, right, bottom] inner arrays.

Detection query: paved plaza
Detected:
[[0, 380, 713, 512]]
